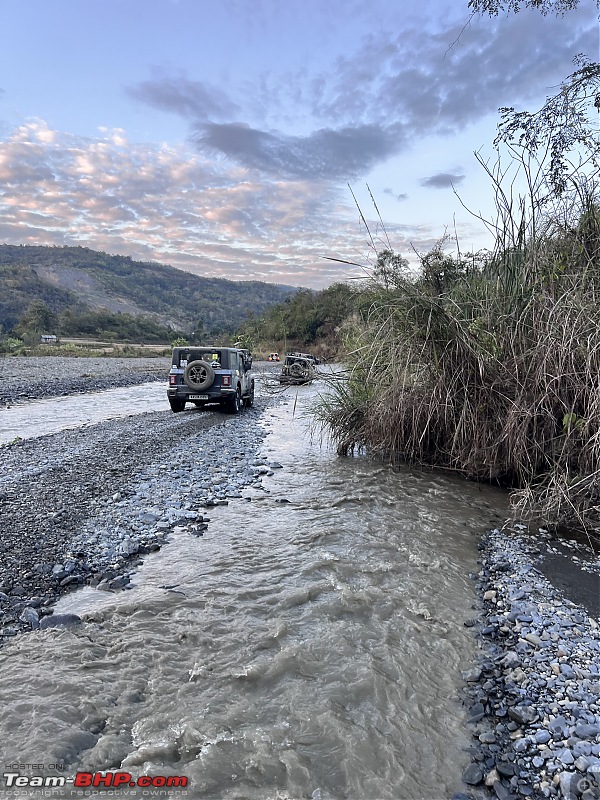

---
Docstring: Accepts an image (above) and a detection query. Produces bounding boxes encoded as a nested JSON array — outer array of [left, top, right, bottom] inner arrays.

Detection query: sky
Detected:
[[0, 0, 597, 289]]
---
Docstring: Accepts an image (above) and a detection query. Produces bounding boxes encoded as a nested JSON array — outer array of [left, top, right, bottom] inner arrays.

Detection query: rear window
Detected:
[[175, 349, 228, 368]]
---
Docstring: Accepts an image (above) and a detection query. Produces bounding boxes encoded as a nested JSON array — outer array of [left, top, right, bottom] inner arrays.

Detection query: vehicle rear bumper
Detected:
[[167, 387, 235, 399]]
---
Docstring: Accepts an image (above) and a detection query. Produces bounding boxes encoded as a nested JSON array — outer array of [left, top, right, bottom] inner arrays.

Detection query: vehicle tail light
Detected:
[[222, 375, 231, 386], [169, 375, 178, 385]]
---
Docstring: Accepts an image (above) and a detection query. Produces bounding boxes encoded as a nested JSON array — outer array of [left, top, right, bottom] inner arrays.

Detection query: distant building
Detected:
[[40, 334, 58, 344]]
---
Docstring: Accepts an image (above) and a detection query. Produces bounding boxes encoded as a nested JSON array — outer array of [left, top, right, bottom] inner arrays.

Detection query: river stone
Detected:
[[39, 613, 82, 629], [468, 703, 486, 723], [509, 705, 538, 725], [525, 633, 543, 648], [575, 723, 600, 738], [535, 730, 552, 744], [485, 768, 500, 786], [575, 756, 590, 772], [558, 771, 577, 798], [514, 737, 531, 753], [496, 761, 516, 778], [573, 742, 592, 757], [116, 539, 139, 556], [557, 748, 575, 766], [493, 780, 516, 800], [19, 607, 39, 629], [463, 763, 484, 785], [479, 732, 497, 744], [502, 651, 521, 668]]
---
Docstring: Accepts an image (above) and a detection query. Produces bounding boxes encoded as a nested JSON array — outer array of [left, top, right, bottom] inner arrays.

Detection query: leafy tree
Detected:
[[495, 58, 600, 196], [373, 249, 409, 289], [15, 300, 57, 338], [469, 0, 599, 197], [238, 282, 356, 352]]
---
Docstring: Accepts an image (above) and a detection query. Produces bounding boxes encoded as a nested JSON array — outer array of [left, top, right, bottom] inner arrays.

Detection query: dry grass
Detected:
[[316, 190, 600, 534]]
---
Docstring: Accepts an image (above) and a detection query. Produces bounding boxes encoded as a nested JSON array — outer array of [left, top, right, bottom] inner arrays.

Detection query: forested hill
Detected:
[[0, 244, 298, 337]]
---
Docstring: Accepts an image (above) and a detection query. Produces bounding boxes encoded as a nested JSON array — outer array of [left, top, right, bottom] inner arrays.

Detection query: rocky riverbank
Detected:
[[0, 355, 171, 405], [456, 528, 600, 800], [0, 387, 279, 640]]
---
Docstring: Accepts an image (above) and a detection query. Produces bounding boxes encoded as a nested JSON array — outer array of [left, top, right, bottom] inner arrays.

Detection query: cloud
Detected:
[[128, 6, 595, 183], [384, 188, 408, 201], [195, 121, 403, 180], [315, 8, 596, 137], [421, 172, 465, 189], [126, 71, 239, 121], [0, 121, 467, 287]]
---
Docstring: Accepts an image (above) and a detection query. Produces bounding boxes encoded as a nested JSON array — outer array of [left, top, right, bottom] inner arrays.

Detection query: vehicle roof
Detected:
[[172, 345, 248, 352]]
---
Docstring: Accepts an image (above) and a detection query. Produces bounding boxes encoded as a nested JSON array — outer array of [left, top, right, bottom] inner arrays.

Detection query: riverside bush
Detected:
[[316, 187, 600, 534]]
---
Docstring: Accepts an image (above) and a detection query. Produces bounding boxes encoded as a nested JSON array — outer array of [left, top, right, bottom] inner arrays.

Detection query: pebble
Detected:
[[463, 763, 484, 785], [460, 527, 600, 800]]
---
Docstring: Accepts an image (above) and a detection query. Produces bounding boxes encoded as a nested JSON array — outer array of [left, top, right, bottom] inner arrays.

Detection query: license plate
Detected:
[[189, 394, 209, 400]]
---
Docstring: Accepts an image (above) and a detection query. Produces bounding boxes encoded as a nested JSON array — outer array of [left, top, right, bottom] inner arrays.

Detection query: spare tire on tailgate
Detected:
[[184, 360, 215, 390]]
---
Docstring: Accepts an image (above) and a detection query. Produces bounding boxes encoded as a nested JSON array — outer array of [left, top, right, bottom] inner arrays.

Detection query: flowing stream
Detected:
[[0, 383, 508, 800], [0, 381, 167, 445]]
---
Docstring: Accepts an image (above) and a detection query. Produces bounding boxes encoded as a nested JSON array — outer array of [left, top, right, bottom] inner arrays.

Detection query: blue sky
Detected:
[[0, 0, 597, 288]]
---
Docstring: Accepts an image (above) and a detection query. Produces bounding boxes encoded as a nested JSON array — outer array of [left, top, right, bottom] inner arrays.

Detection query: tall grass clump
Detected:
[[317, 170, 600, 533]]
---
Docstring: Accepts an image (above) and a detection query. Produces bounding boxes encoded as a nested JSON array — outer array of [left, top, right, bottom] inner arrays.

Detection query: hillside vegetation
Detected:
[[237, 282, 356, 359], [0, 244, 297, 342]]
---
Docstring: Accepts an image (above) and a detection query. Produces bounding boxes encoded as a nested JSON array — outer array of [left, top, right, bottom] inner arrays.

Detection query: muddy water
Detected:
[[0, 387, 508, 800]]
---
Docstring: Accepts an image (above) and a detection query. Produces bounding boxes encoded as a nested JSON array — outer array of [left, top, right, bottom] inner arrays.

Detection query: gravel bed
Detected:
[[0, 396, 278, 640], [456, 529, 600, 800], [0, 356, 170, 405]]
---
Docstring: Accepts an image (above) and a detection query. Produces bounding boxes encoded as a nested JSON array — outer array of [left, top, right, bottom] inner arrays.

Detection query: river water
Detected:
[[0, 381, 508, 800], [0, 381, 167, 445]]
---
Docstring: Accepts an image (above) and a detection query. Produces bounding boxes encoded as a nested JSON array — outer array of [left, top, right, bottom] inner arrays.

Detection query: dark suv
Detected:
[[167, 346, 254, 413]]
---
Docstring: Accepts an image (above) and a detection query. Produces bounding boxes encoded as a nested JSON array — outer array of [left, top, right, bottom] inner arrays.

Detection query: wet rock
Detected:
[[463, 763, 484, 785], [19, 607, 39, 629], [496, 761, 517, 778], [468, 703, 486, 723], [493, 780, 516, 800]]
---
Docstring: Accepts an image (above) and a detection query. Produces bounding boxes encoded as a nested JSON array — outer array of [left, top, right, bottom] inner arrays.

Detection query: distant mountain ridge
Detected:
[[0, 244, 299, 335]]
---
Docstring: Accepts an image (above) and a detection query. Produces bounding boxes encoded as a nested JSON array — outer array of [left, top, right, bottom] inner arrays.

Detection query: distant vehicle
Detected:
[[268, 352, 280, 362], [167, 345, 254, 413], [40, 334, 58, 344], [278, 354, 317, 385], [287, 351, 320, 365]]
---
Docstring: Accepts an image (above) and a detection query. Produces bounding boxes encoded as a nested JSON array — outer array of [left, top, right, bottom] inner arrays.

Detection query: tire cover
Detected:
[[184, 360, 215, 390], [289, 363, 304, 376]]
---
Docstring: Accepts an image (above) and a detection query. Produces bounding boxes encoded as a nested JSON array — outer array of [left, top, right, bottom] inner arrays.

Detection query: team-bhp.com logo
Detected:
[[3, 771, 188, 790]]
